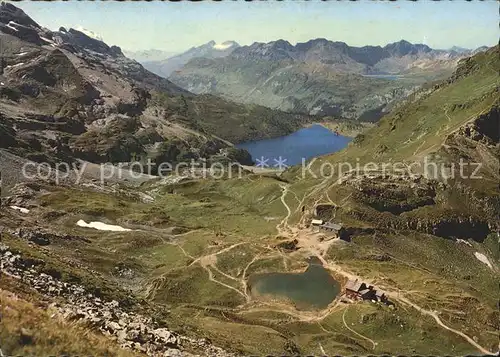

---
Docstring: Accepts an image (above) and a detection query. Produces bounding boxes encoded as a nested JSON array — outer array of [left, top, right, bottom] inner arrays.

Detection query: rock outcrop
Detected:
[[0, 242, 235, 357]]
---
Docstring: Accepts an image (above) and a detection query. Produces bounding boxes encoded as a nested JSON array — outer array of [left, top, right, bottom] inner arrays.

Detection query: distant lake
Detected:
[[248, 257, 341, 310], [362, 74, 403, 80], [236, 124, 351, 166]]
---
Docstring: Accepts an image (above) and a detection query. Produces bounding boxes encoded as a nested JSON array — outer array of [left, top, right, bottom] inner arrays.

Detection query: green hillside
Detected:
[[2, 47, 499, 356]]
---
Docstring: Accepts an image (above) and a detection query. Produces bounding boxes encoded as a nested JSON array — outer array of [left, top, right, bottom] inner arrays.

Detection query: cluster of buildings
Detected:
[[344, 279, 388, 303], [308, 209, 392, 306], [311, 219, 344, 237]]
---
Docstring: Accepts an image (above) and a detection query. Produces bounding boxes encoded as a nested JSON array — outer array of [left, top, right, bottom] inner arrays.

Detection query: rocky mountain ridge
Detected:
[[168, 38, 488, 119], [142, 40, 240, 78], [0, 2, 312, 169], [124, 49, 178, 63], [218, 38, 485, 75]]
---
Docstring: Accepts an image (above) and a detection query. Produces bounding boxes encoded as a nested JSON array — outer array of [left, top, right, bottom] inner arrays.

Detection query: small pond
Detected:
[[248, 257, 340, 310]]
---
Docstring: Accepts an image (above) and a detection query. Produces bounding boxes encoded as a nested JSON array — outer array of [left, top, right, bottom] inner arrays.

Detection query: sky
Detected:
[[13, 1, 499, 53]]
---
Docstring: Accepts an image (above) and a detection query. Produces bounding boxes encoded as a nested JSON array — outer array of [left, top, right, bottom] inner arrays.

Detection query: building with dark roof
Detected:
[[345, 279, 367, 299]]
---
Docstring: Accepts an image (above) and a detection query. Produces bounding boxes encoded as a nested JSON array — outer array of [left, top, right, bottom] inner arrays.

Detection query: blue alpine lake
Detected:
[[236, 124, 351, 166]]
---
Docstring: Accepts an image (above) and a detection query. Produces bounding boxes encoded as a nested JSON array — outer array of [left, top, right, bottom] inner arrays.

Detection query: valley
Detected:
[[0, 2, 499, 357], [2, 154, 498, 355]]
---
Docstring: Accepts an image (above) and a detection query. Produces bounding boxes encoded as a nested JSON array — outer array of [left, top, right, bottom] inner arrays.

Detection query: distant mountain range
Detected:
[[142, 40, 240, 78], [448, 45, 488, 54], [162, 39, 488, 118], [123, 49, 178, 63]]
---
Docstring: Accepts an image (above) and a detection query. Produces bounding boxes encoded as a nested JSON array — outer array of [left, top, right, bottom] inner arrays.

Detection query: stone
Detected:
[[117, 329, 128, 342], [154, 328, 171, 341], [133, 342, 145, 352], [164, 348, 183, 357], [109, 300, 119, 308], [29, 234, 50, 246], [107, 321, 122, 331], [126, 328, 140, 341]]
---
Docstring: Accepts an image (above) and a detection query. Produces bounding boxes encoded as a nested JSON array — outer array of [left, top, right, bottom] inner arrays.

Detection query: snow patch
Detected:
[[137, 192, 155, 203], [5, 62, 25, 71], [16, 52, 29, 56], [474, 252, 493, 269], [6, 24, 18, 32], [6, 21, 19, 32], [213, 42, 234, 50], [456, 239, 472, 247], [10, 206, 30, 214], [309, 106, 323, 115], [75, 26, 103, 41], [76, 220, 131, 232], [40, 37, 55, 44]]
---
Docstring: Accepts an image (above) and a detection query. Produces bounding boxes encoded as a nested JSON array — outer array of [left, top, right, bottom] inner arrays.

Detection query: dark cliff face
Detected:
[[231, 40, 296, 62], [0, 119, 17, 148], [347, 45, 388, 67], [0, 5, 124, 59], [0, 2, 50, 46], [336, 177, 496, 243], [383, 40, 432, 57], [473, 106, 499, 143], [0, 2, 41, 29], [54, 28, 124, 58]]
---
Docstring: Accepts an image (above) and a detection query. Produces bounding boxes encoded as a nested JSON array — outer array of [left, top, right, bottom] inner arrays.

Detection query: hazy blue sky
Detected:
[[14, 1, 498, 53]]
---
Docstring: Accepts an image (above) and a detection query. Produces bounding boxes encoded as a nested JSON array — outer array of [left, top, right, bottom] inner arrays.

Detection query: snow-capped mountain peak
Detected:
[[75, 26, 103, 41], [213, 41, 238, 50]]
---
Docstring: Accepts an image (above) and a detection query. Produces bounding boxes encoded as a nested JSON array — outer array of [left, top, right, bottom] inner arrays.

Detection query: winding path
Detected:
[[276, 184, 292, 234], [342, 307, 377, 350], [394, 295, 494, 355], [202, 264, 249, 302]]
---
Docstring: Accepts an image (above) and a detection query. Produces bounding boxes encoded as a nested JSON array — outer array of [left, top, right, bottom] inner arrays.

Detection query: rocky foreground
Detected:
[[0, 240, 235, 357]]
